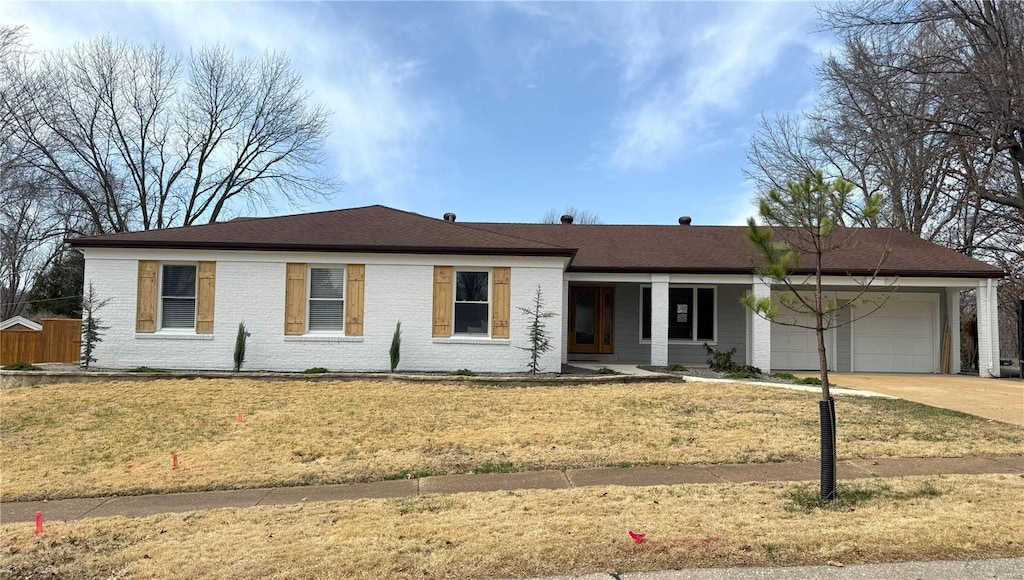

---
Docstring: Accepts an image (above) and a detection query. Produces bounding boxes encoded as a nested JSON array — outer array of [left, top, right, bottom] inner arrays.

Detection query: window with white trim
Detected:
[[308, 266, 345, 332], [161, 264, 197, 329], [454, 270, 489, 335], [641, 286, 716, 341]]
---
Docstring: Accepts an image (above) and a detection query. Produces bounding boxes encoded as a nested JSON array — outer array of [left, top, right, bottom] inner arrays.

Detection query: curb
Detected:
[[0, 370, 684, 389]]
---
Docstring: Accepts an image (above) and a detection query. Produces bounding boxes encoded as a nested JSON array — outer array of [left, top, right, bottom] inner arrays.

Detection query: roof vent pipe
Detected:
[[443, 212, 456, 223], [560, 215, 574, 224], [678, 216, 692, 226]]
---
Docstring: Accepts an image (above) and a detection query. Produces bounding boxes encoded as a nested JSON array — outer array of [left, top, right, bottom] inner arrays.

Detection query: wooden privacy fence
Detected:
[[0, 319, 81, 366]]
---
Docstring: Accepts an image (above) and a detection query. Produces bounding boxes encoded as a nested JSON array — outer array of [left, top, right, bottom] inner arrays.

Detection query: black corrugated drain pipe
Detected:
[[819, 397, 837, 501]]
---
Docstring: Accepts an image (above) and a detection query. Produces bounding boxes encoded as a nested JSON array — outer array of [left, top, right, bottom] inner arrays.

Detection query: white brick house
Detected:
[[70, 205, 1005, 376]]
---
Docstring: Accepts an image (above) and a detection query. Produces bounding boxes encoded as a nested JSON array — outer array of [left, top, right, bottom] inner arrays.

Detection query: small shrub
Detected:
[[772, 372, 797, 381], [796, 376, 822, 385], [233, 322, 251, 372], [594, 367, 620, 375], [452, 368, 477, 376], [703, 343, 740, 372], [2, 361, 41, 371], [727, 369, 760, 379], [389, 321, 402, 373], [127, 366, 168, 373], [302, 367, 329, 374], [666, 363, 688, 372]]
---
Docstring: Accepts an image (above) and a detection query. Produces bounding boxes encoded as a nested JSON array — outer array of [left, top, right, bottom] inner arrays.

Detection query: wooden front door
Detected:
[[568, 286, 614, 354]]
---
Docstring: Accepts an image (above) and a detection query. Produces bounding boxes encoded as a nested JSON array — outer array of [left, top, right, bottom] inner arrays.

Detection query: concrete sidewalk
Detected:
[[3, 454, 1021, 524], [540, 557, 1024, 579]]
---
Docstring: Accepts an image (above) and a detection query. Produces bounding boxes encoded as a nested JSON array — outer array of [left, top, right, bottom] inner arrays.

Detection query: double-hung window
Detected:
[[454, 270, 489, 335], [308, 266, 345, 332], [161, 264, 197, 329], [641, 286, 716, 341]]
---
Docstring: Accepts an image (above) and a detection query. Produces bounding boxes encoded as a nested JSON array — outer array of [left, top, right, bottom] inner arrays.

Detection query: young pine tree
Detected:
[[517, 285, 556, 374], [80, 282, 110, 369], [742, 171, 888, 501]]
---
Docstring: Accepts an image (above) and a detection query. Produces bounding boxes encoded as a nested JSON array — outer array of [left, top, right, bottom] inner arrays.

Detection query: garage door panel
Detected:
[[771, 309, 834, 371], [852, 296, 936, 373]]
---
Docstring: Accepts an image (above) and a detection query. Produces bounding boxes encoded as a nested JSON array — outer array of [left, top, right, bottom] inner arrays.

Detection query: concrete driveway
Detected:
[[821, 373, 1024, 427]]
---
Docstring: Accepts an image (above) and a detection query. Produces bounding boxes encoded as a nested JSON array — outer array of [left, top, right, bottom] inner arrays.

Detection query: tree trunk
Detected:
[[819, 397, 837, 501]]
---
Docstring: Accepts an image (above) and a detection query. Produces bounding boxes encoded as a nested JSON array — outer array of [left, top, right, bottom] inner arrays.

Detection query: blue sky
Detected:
[[2, 2, 834, 225]]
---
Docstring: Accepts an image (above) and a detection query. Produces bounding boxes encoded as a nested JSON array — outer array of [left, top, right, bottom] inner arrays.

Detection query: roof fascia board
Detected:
[[566, 272, 756, 284], [570, 266, 1001, 279], [786, 275, 995, 288], [79, 247, 569, 269], [69, 239, 575, 257]]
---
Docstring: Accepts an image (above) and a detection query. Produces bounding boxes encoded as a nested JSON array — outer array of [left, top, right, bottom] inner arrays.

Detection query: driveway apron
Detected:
[[818, 373, 1024, 426]]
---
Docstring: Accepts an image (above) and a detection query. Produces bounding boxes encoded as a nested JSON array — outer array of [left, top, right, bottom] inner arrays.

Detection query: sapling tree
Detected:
[[233, 322, 250, 372], [389, 321, 402, 373], [742, 171, 889, 501], [517, 285, 556, 374], [80, 282, 110, 369]]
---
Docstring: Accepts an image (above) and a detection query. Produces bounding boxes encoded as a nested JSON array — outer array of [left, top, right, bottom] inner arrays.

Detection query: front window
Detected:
[[161, 264, 197, 329], [641, 286, 716, 341], [454, 270, 489, 334], [308, 266, 345, 332]]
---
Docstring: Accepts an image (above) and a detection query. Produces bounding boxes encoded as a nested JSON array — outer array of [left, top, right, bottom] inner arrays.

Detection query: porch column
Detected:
[[650, 275, 669, 366], [946, 288, 961, 374], [561, 279, 569, 365], [977, 279, 1001, 377], [750, 278, 772, 373]]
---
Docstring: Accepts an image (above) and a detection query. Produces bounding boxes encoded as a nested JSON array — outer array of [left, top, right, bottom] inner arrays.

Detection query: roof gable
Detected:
[[0, 316, 43, 331]]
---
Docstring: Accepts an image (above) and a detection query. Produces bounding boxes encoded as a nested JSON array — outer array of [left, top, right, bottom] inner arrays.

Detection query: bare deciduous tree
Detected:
[[0, 25, 68, 318], [747, 2, 1024, 359], [540, 206, 602, 224], [14, 35, 335, 235], [824, 0, 1024, 212]]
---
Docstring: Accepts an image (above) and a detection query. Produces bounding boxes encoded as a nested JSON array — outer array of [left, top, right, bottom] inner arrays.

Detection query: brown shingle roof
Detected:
[[69, 205, 575, 258], [69, 205, 1003, 278], [461, 222, 1003, 278]]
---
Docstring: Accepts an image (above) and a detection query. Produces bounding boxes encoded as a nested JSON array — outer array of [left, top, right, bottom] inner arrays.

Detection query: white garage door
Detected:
[[771, 311, 834, 371], [852, 296, 937, 373]]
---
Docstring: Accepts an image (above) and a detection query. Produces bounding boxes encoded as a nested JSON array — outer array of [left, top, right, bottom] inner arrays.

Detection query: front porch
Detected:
[[561, 275, 751, 368], [560, 275, 1002, 377]]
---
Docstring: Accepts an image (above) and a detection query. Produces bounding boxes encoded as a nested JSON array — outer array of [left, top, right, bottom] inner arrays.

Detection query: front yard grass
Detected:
[[1, 379, 1021, 501], [2, 475, 1022, 578]]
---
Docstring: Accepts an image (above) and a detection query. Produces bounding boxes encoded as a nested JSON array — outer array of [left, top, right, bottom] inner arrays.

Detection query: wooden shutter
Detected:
[[492, 267, 511, 338], [345, 264, 365, 336], [285, 263, 306, 335], [136, 260, 159, 333], [195, 261, 216, 334], [432, 266, 453, 337]]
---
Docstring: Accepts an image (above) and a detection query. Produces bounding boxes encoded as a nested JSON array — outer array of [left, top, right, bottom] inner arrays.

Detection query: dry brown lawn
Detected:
[[1, 378, 1021, 501], [3, 475, 1023, 579]]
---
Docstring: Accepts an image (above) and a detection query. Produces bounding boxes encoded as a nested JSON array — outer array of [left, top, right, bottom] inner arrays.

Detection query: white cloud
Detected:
[[498, 2, 820, 172], [608, 4, 817, 170], [0, 2, 439, 204]]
